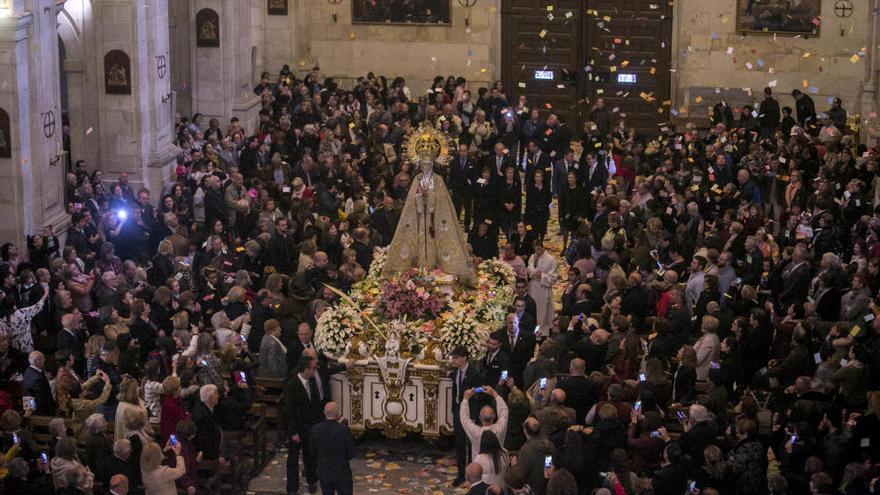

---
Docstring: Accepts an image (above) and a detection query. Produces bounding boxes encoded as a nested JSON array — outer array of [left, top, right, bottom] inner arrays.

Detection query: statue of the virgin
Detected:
[[382, 159, 476, 285]]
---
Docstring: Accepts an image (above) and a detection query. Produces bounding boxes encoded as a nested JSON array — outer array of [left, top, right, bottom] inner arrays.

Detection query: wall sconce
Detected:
[[327, 0, 343, 23], [457, 0, 477, 27], [49, 151, 66, 167]]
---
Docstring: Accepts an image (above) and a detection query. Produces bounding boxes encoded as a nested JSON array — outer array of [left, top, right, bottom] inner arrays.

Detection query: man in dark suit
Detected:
[[448, 144, 477, 227], [778, 246, 811, 313], [310, 402, 355, 495], [370, 195, 399, 247], [582, 150, 608, 193], [513, 297, 537, 335], [485, 142, 514, 184], [481, 332, 511, 387], [350, 227, 373, 273], [555, 358, 598, 425], [552, 149, 582, 196], [677, 405, 717, 465], [203, 174, 228, 230], [283, 355, 324, 494], [192, 384, 222, 461], [57, 312, 86, 375], [104, 442, 135, 488], [500, 313, 537, 389], [268, 217, 299, 275], [23, 351, 55, 415], [465, 463, 490, 495], [450, 346, 484, 486], [524, 140, 551, 187], [514, 278, 538, 322]]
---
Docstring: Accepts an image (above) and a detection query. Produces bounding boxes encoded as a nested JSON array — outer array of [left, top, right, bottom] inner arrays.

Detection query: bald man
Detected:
[[310, 401, 355, 495], [23, 351, 55, 415], [556, 358, 598, 425], [108, 474, 129, 495]]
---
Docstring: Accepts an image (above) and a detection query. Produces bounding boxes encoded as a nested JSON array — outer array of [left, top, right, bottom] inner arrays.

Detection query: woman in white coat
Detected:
[[693, 315, 721, 381]]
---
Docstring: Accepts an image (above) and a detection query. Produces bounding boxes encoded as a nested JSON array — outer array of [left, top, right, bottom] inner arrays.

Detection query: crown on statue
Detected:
[[404, 124, 454, 165]]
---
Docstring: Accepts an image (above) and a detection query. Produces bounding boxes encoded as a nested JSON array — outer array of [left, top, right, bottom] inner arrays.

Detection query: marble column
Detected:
[[0, 0, 67, 248], [190, 0, 260, 135]]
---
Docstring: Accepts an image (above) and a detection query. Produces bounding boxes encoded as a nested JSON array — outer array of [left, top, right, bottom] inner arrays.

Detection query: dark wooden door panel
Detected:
[[501, 0, 581, 125], [502, 0, 672, 137]]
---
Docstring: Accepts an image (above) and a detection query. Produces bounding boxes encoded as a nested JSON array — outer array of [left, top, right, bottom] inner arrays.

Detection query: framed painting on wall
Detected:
[[736, 0, 821, 35], [196, 8, 220, 47], [104, 50, 132, 95], [352, 0, 451, 25], [268, 0, 288, 16]]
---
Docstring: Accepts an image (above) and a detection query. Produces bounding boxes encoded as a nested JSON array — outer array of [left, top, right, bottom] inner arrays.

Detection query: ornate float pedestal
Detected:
[[330, 358, 454, 440]]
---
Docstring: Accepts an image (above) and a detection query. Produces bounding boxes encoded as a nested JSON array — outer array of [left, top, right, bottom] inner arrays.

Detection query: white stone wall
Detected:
[[294, 0, 501, 94], [0, 0, 65, 247], [673, 0, 875, 120]]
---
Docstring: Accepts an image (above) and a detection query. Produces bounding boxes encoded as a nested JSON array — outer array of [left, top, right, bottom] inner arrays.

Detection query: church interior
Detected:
[[2, 0, 880, 494]]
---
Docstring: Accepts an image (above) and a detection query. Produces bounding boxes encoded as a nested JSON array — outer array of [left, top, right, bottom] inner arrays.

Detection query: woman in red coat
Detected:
[[159, 376, 190, 443]]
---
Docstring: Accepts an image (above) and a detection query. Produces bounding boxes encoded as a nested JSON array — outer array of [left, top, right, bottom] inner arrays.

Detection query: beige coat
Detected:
[[142, 455, 186, 495]]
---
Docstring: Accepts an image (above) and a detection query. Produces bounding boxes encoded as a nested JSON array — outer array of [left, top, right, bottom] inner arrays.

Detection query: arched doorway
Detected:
[[58, 35, 71, 174]]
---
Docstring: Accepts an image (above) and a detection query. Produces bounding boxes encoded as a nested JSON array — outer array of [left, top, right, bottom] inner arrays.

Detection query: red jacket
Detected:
[[160, 395, 191, 442]]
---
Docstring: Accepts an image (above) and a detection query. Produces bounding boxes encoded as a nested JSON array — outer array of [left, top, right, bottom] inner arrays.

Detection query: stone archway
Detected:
[[56, 1, 99, 169]]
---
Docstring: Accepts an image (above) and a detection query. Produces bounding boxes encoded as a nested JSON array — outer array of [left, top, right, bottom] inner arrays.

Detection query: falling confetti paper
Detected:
[[851, 54, 861, 63]]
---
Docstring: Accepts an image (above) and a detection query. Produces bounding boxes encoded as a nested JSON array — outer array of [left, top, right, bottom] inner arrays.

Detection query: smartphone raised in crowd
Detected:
[[539, 378, 547, 389], [500, 370, 508, 381], [544, 455, 553, 469], [169, 434, 178, 447]]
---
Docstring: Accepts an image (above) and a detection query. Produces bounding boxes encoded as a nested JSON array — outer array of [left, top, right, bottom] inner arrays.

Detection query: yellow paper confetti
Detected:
[[539, 29, 547, 38], [851, 54, 861, 63]]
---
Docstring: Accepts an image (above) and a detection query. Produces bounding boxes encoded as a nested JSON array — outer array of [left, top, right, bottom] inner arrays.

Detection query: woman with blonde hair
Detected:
[[297, 238, 318, 276], [694, 444, 732, 492], [84, 335, 107, 377], [141, 440, 186, 495], [115, 376, 148, 440], [125, 407, 151, 488]]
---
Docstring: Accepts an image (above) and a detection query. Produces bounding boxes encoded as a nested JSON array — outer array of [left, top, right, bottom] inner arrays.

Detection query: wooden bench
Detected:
[[25, 415, 60, 452], [254, 376, 284, 444]]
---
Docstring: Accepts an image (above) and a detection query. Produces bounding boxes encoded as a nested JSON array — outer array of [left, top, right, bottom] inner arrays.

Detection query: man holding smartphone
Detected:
[[450, 346, 484, 487]]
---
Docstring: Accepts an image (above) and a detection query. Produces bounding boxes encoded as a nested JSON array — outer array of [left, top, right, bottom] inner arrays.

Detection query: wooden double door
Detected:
[[501, 0, 673, 138]]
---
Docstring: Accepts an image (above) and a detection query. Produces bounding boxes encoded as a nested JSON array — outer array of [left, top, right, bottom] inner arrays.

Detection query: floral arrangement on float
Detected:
[[314, 247, 516, 363]]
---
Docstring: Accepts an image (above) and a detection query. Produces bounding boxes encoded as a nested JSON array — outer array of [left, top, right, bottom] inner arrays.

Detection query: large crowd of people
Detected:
[[0, 62, 877, 495]]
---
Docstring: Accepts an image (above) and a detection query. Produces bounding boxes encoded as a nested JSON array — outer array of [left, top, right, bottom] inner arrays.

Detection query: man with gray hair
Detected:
[[678, 404, 716, 464], [309, 401, 355, 495], [193, 384, 223, 461], [105, 439, 134, 487], [23, 350, 55, 415]]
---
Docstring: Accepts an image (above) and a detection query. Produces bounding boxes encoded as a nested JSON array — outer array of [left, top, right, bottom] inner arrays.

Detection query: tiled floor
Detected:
[[247, 437, 471, 495]]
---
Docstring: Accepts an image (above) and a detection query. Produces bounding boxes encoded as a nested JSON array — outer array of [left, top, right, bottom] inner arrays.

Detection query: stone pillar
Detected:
[[0, 0, 67, 248], [91, 0, 177, 199], [190, 0, 260, 135]]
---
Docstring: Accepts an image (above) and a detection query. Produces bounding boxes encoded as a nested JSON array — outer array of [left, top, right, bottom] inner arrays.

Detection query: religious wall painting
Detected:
[[267, 0, 288, 15], [0, 109, 11, 158], [736, 0, 821, 35], [352, 0, 451, 25], [104, 50, 132, 95], [196, 8, 220, 47]]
